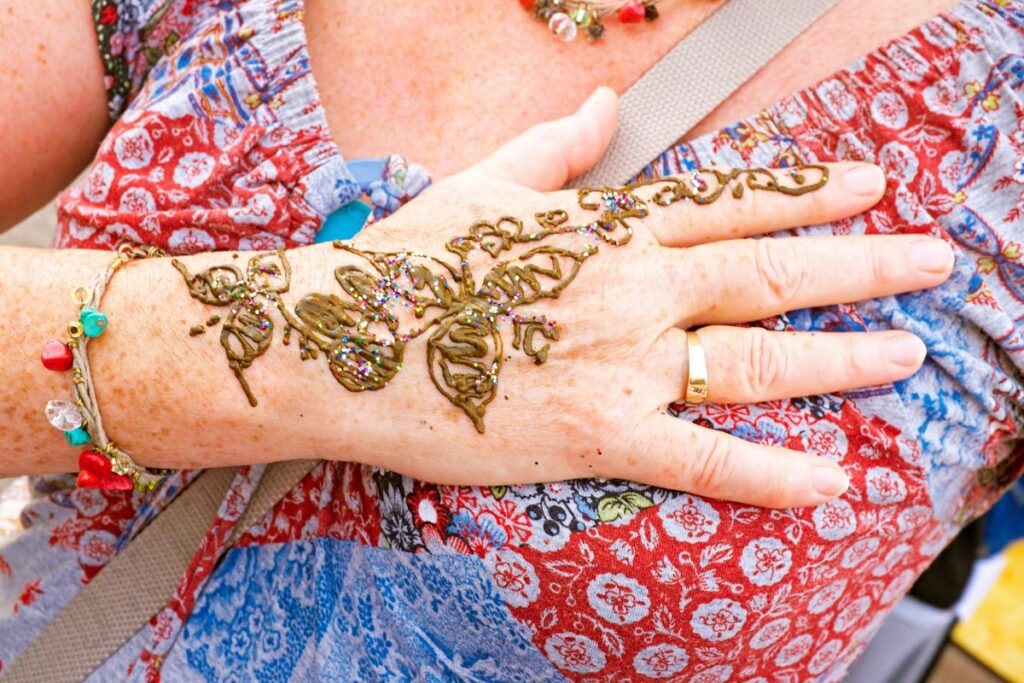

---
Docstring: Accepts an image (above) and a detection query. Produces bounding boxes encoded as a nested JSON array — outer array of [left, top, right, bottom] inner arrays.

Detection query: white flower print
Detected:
[[632, 644, 688, 679], [774, 633, 813, 667], [114, 127, 155, 169], [740, 537, 792, 586], [239, 232, 286, 251], [802, 422, 848, 462], [882, 569, 917, 605], [865, 467, 908, 505], [68, 218, 97, 241], [749, 617, 792, 650], [173, 152, 216, 189], [586, 573, 650, 625], [834, 132, 875, 164], [659, 494, 720, 544], [78, 529, 117, 567], [938, 151, 966, 192], [808, 578, 848, 614], [923, 77, 967, 116], [543, 632, 606, 674], [807, 638, 844, 675], [106, 223, 143, 244], [840, 537, 880, 569], [878, 142, 920, 183], [84, 162, 115, 202], [775, 96, 807, 128], [871, 91, 909, 128], [484, 549, 539, 608], [884, 42, 928, 83], [118, 186, 157, 214], [816, 79, 858, 121], [872, 543, 912, 577], [895, 184, 933, 226], [898, 505, 933, 533], [689, 664, 734, 682], [229, 193, 277, 227], [812, 499, 856, 541], [690, 598, 747, 642], [833, 596, 872, 632], [168, 227, 216, 254]]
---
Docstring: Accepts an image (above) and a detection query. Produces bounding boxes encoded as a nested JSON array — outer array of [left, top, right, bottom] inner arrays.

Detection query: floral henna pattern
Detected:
[[173, 166, 829, 432]]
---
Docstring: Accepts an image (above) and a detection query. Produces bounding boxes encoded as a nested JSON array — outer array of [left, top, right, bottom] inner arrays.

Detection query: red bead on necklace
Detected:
[[521, 1, 661, 43]]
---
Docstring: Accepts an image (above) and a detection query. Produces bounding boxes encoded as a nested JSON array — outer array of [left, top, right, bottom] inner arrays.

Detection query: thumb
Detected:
[[475, 86, 619, 191]]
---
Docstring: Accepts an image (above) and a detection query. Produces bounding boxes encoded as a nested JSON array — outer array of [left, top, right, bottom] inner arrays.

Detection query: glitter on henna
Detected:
[[173, 166, 829, 433]]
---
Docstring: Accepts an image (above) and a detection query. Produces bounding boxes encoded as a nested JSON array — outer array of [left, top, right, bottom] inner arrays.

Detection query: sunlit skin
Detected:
[[0, 0, 957, 508]]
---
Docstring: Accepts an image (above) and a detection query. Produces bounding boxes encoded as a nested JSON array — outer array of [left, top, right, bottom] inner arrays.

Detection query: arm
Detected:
[[0, 92, 954, 508], [0, 0, 109, 230]]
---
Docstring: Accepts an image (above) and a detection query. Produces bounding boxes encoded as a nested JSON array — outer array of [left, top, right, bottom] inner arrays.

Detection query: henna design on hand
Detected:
[[173, 166, 828, 432]]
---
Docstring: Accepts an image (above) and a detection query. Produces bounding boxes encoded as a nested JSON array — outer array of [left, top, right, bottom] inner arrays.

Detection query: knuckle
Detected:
[[752, 239, 805, 306], [743, 329, 789, 396], [688, 435, 735, 495], [841, 337, 870, 380], [868, 239, 899, 285]]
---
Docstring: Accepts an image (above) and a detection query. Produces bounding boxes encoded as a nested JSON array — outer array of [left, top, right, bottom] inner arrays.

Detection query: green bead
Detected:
[[80, 307, 109, 338], [64, 426, 90, 446], [570, 6, 592, 25]]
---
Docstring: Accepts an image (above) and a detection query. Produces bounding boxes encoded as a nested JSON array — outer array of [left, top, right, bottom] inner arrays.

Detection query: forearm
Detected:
[[0, 243, 354, 477]]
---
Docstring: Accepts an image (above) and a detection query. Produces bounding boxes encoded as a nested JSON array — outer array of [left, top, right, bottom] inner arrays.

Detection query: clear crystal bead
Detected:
[[548, 12, 577, 42], [46, 399, 84, 431]]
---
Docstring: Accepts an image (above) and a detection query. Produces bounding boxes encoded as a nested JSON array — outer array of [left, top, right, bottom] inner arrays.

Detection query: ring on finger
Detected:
[[685, 331, 709, 405]]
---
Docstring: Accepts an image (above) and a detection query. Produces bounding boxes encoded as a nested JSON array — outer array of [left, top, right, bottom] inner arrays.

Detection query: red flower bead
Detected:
[[77, 451, 133, 491], [519, 0, 535, 10], [618, 2, 646, 23], [41, 340, 73, 372], [99, 4, 118, 25]]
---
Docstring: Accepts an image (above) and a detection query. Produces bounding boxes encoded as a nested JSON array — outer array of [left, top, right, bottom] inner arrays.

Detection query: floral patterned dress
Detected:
[[2, 0, 1024, 681]]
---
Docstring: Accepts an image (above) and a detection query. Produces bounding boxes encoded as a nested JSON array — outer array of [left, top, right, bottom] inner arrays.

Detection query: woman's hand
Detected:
[[274, 87, 952, 508]]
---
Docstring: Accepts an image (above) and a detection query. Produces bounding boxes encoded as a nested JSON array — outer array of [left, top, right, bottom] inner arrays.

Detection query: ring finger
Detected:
[[652, 326, 926, 406]]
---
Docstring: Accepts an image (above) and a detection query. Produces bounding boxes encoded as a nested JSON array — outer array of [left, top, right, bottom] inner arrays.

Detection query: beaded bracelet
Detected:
[[41, 245, 172, 492]]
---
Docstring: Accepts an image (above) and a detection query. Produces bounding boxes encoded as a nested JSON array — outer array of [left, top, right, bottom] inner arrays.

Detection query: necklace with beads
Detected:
[[520, 1, 660, 42]]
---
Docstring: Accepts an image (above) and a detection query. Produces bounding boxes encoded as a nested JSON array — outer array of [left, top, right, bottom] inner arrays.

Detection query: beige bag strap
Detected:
[[571, 0, 840, 187], [3, 2, 842, 679], [1, 460, 317, 683]]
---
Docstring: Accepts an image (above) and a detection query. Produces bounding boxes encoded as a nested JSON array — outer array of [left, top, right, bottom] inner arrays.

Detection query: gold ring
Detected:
[[685, 331, 709, 405]]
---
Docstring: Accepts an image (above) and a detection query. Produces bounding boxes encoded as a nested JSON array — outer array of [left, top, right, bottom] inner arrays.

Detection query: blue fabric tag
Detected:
[[315, 199, 372, 243]]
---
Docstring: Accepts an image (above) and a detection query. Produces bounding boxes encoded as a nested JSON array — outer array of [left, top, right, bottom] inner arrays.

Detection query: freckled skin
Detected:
[[0, 0, 954, 503], [305, 0, 958, 178]]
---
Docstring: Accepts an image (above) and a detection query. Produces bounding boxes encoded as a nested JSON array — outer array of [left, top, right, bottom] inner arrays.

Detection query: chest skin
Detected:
[[305, 0, 959, 178]]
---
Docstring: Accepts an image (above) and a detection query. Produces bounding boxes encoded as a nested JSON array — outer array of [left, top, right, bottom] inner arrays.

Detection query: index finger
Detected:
[[629, 162, 885, 247]]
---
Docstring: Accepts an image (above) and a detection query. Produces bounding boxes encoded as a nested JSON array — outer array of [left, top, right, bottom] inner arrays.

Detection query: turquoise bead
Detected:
[[64, 426, 90, 446], [80, 307, 108, 338]]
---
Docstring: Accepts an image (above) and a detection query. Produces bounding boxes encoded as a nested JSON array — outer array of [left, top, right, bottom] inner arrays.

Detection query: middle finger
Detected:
[[670, 234, 954, 327]]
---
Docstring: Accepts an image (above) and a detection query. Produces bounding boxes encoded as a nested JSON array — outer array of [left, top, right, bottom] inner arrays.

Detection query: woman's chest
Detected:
[[304, 0, 957, 176]]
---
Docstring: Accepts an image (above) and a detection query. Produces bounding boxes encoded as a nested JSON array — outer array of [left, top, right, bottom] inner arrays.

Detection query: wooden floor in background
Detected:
[[928, 645, 1008, 683]]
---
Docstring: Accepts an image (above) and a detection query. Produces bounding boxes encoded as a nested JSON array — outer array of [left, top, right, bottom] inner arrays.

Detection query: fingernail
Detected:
[[909, 238, 954, 273], [842, 164, 886, 196], [886, 333, 926, 367], [811, 465, 850, 498], [578, 86, 609, 115]]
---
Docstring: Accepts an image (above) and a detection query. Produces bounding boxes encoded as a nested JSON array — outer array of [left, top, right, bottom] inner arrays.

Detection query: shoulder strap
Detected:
[[571, 0, 841, 187], [2, 2, 841, 679]]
